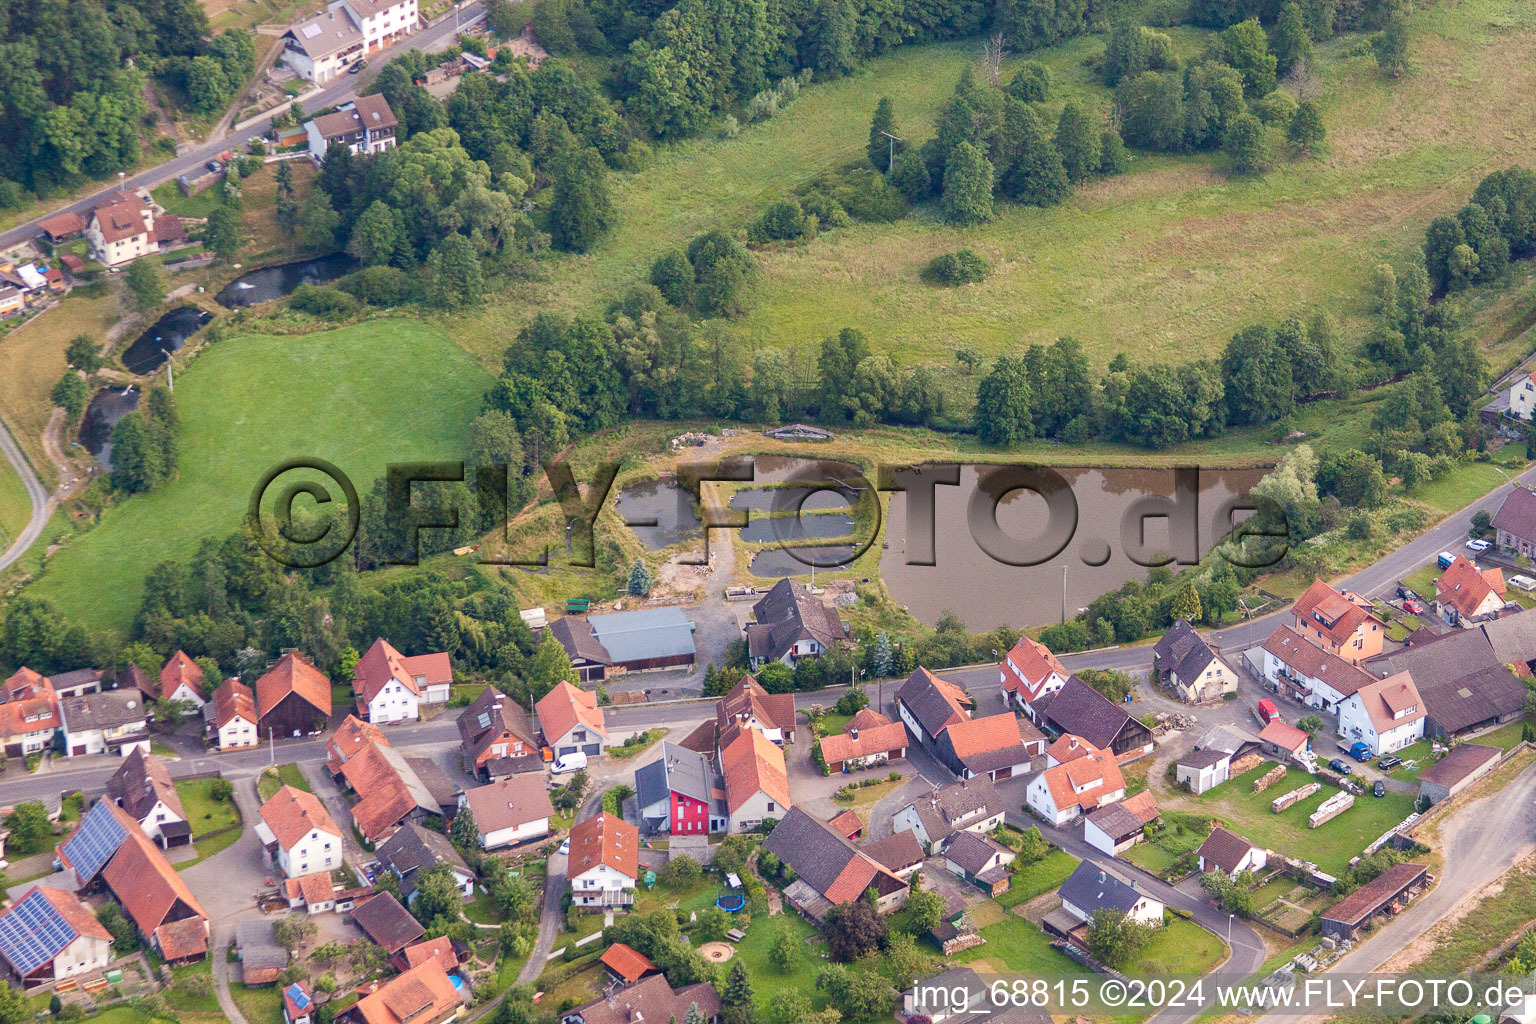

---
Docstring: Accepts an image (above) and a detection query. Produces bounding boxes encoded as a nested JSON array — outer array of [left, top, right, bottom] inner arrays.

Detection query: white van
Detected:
[[551, 751, 588, 775], [1511, 574, 1536, 592]]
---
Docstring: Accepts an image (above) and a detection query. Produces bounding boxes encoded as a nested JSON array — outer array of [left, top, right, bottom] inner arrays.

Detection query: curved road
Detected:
[[0, 414, 51, 571]]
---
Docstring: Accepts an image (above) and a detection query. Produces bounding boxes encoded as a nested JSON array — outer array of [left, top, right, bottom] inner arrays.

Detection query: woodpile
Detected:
[[1272, 782, 1321, 813], [1253, 764, 1287, 793], [1308, 791, 1354, 828]]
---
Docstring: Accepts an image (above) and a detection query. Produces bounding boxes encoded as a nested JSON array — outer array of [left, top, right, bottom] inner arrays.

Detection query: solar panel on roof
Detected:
[[62, 800, 128, 882], [287, 984, 311, 1010], [0, 890, 79, 976], [301, 22, 323, 37]]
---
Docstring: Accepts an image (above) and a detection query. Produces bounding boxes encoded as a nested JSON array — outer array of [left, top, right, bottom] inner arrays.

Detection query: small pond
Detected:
[[613, 479, 701, 550], [739, 513, 855, 544], [749, 545, 857, 577], [214, 252, 357, 308], [78, 386, 140, 470], [728, 487, 853, 513], [121, 306, 212, 375]]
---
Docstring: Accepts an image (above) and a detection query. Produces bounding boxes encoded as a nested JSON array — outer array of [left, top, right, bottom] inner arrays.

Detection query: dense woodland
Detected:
[[0, 0, 255, 205]]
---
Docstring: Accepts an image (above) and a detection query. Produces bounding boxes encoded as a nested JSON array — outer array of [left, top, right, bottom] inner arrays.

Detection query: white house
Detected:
[[0, 886, 114, 987], [719, 728, 791, 834], [1024, 737, 1126, 826], [1196, 826, 1268, 879], [106, 749, 189, 849], [58, 690, 148, 757], [535, 681, 608, 759], [1337, 672, 1426, 756], [337, 0, 420, 54], [304, 96, 398, 162], [376, 822, 475, 905], [568, 813, 638, 909], [1511, 373, 1536, 421], [208, 679, 260, 751], [353, 637, 452, 724], [1057, 862, 1164, 928], [1245, 626, 1376, 714], [892, 778, 1003, 853], [85, 194, 158, 267], [281, 0, 417, 82], [256, 785, 344, 878], [999, 635, 1070, 715], [1152, 619, 1237, 703], [459, 775, 553, 850], [158, 651, 207, 708], [1174, 748, 1232, 795]]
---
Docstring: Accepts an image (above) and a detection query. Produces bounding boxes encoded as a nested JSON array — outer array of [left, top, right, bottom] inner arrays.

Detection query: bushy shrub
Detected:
[[924, 248, 990, 286], [289, 284, 360, 319], [1251, 91, 1297, 126], [748, 200, 810, 243], [800, 190, 851, 228], [337, 265, 412, 306]]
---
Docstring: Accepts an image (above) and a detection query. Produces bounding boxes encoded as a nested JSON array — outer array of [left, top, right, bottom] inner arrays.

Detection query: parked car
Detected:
[[1511, 574, 1536, 592], [1378, 755, 1403, 772], [1329, 758, 1354, 775], [1402, 599, 1424, 614], [1350, 740, 1373, 762], [206, 159, 223, 173], [1437, 551, 1456, 569], [350, 59, 367, 73], [1373, 780, 1386, 798], [558, 838, 570, 855], [1466, 538, 1492, 553]]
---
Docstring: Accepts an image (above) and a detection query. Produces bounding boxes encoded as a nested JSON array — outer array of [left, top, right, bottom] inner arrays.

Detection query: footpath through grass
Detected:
[[31, 319, 490, 634]]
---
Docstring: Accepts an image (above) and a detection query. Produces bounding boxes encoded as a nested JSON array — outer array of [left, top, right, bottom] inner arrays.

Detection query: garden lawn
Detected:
[[464, 894, 508, 925], [1467, 719, 1528, 751], [176, 777, 241, 837], [230, 981, 284, 1024], [257, 763, 312, 801], [166, 957, 220, 1014], [0, 459, 32, 554], [733, 912, 825, 1017], [1181, 764, 1416, 875], [954, 914, 1088, 974], [997, 850, 1079, 908], [30, 319, 491, 635], [1127, 918, 1226, 976], [1122, 842, 1180, 878]]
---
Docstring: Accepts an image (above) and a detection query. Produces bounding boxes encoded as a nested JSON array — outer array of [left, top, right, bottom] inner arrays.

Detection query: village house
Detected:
[[1083, 791, 1159, 856], [896, 666, 1039, 779], [1245, 625, 1376, 713], [892, 777, 1004, 854], [456, 687, 537, 781], [715, 675, 797, 744], [58, 690, 148, 757], [720, 727, 792, 833], [1025, 735, 1127, 826], [348, 958, 465, 1024], [1032, 674, 1154, 762], [942, 830, 1016, 896], [256, 651, 333, 740], [284, 983, 315, 1024], [1256, 719, 1312, 765], [1416, 743, 1501, 805], [1508, 373, 1536, 421], [207, 678, 260, 750], [762, 806, 908, 921], [1337, 671, 1426, 756], [325, 714, 388, 775], [284, 873, 338, 914], [158, 651, 207, 707], [1480, 606, 1536, 676], [1175, 747, 1233, 794], [1153, 619, 1237, 703], [47, 668, 103, 699], [568, 813, 639, 909], [236, 919, 288, 983], [861, 830, 925, 879], [353, 637, 452, 724], [550, 608, 698, 682], [1196, 826, 1268, 879], [1491, 485, 1536, 557], [635, 742, 727, 835], [744, 578, 848, 668], [100, 823, 209, 962], [458, 775, 553, 850], [1290, 579, 1386, 664], [1365, 629, 1527, 739], [257, 785, 344, 878], [0, 285, 25, 319], [106, 749, 190, 849], [342, 740, 452, 842], [1318, 863, 1427, 941], [563, 972, 721, 1024], [377, 822, 475, 904], [0, 667, 61, 757], [351, 892, 424, 956], [999, 634, 1071, 716], [536, 681, 608, 760], [1046, 862, 1164, 941], [305, 96, 399, 161], [1434, 555, 1508, 626], [0, 885, 114, 988], [85, 192, 165, 267], [818, 709, 910, 773], [282, 0, 419, 82], [896, 666, 972, 744]]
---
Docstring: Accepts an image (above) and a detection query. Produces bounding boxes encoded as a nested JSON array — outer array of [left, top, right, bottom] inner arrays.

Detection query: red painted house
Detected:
[[635, 742, 727, 835]]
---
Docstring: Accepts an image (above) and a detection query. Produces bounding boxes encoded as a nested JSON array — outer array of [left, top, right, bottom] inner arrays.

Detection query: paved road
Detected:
[[0, 414, 51, 571], [0, 5, 485, 253]]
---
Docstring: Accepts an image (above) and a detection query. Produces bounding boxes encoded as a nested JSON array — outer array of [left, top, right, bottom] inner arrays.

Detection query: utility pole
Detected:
[[162, 350, 173, 391], [1061, 566, 1068, 624], [879, 130, 904, 175]]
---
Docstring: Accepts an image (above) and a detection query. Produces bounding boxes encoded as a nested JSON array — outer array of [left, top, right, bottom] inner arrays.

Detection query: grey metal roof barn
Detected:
[[587, 607, 696, 666]]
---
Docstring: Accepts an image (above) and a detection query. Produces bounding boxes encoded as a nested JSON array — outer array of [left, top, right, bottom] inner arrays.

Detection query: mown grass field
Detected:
[[0, 457, 33, 551], [29, 319, 491, 632], [452, 0, 1536, 388]]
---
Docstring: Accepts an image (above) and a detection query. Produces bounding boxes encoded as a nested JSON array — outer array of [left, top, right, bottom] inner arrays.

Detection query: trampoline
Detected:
[[715, 893, 746, 912]]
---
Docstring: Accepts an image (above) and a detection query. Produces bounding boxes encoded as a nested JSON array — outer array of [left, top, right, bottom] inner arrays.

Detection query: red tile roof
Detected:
[[1258, 625, 1374, 697], [945, 712, 1025, 759], [1035, 738, 1124, 814], [154, 916, 209, 961], [1293, 580, 1382, 646], [1351, 671, 1426, 734], [102, 827, 207, 938], [10, 885, 113, 944], [259, 784, 341, 848], [1118, 790, 1160, 824], [256, 651, 332, 721], [600, 942, 656, 983], [327, 714, 388, 773], [92, 196, 151, 244], [354, 638, 452, 708], [1436, 555, 1506, 619], [1257, 719, 1310, 752], [211, 678, 258, 731], [354, 959, 461, 1024], [828, 810, 863, 837], [818, 720, 909, 764], [342, 744, 421, 842], [568, 813, 638, 881], [401, 936, 458, 972], [716, 676, 796, 738], [159, 651, 204, 700], [1000, 635, 1069, 702], [721, 728, 791, 814], [460, 775, 554, 834], [535, 680, 606, 743]]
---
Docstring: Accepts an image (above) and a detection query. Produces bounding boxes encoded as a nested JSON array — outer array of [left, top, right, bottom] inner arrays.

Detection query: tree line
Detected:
[[0, 0, 255, 206]]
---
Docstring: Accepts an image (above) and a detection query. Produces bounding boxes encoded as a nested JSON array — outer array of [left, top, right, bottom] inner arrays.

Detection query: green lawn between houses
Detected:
[[176, 777, 241, 835], [30, 319, 491, 634], [996, 850, 1080, 909], [1180, 763, 1417, 875], [257, 763, 313, 801]]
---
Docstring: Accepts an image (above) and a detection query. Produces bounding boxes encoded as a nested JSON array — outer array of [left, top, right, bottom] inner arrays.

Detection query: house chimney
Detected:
[[1097, 870, 1106, 884], [849, 727, 859, 740]]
